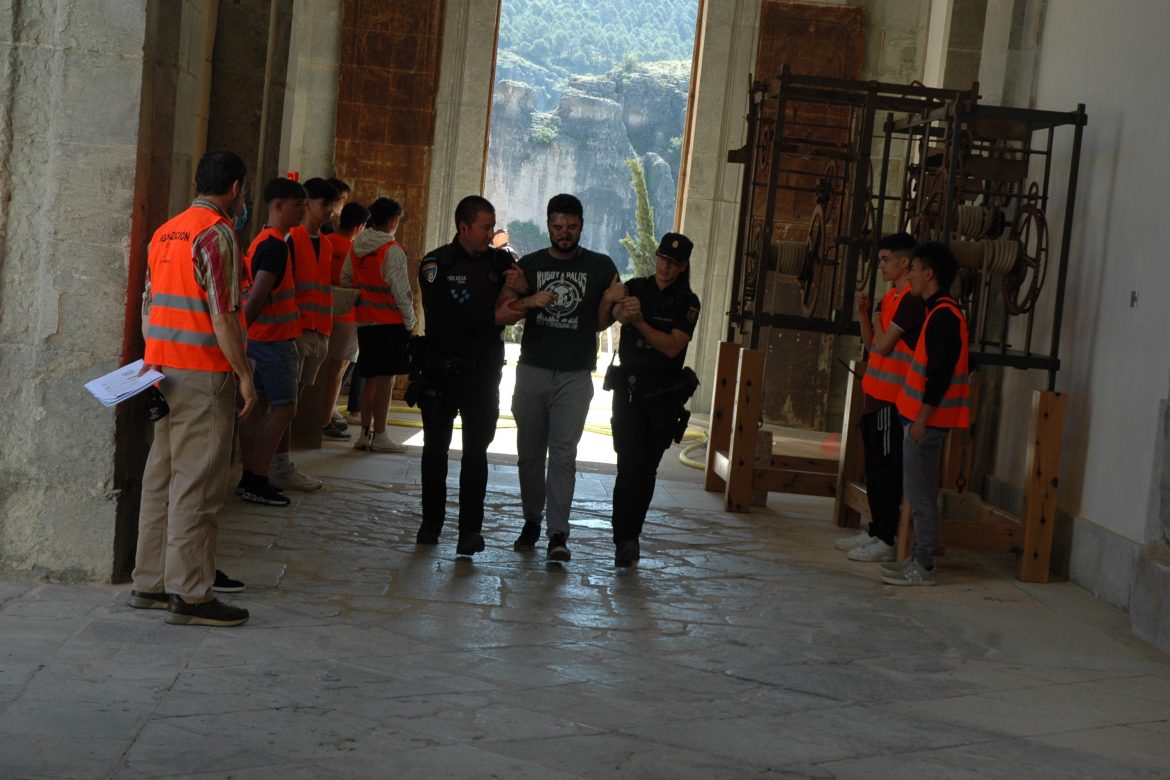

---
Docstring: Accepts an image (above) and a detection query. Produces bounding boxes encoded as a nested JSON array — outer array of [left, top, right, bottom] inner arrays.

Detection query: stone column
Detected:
[[424, 0, 500, 255], [280, 0, 341, 177], [676, 0, 763, 412], [0, 2, 152, 580]]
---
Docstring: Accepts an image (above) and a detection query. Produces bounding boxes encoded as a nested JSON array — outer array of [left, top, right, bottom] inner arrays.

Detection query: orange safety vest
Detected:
[[324, 233, 356, 324], [895, 295, 971, 429], [243, 227, 301, 342], [860, 283, 915, 404], [352, 240, 405, 326], [288, 225, 333, 335], [144, 205, 239, 372]]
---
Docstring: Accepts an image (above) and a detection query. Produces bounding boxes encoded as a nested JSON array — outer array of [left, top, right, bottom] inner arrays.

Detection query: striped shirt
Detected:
[[143, 198, 242, 318]]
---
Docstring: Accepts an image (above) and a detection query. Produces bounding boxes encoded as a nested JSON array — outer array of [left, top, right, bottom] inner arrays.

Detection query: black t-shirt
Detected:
[[921, 292, 963, 408], [518, 247, 619, 372], [418, 237, 513, 357], [250, 234, 289, 288], [617, 276, 701, 373]]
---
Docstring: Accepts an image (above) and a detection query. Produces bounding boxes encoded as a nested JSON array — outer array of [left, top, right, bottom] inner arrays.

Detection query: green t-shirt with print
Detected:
[[517, 247, 619, 371]]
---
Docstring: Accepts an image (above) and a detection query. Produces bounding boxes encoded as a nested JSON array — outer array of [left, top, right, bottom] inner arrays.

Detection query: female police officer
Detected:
[[600, 233, 701, 567]]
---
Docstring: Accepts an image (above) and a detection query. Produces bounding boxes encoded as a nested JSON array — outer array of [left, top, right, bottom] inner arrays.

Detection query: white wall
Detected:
[[994, 0, 1170, 544]]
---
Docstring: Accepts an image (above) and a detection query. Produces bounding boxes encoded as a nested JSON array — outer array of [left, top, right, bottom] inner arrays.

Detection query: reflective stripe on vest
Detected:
[[143, 205, 236, 372], [895, 297, 971, 428], [244, 227, 302, 342], [352, 240, 405, 326], [289, 226, 333, 335], [861, 283, 916, 404], [325, 233, 356, 323]]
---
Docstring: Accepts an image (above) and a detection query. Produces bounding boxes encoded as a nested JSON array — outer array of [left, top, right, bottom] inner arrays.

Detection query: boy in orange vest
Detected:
[[320, 202, 369, 440], [238, 177, 307, 506], [882, 242, 971, 586], [835, 233, 924, 562], [271, 177, 340, 490]]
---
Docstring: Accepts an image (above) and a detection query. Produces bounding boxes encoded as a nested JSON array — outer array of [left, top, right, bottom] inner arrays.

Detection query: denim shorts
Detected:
[[247, 339, 300, 406]]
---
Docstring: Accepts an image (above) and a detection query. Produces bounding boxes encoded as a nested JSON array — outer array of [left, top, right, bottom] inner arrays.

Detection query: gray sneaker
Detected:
[[880, 557, 914, 573], [880, 560, 937, 586]]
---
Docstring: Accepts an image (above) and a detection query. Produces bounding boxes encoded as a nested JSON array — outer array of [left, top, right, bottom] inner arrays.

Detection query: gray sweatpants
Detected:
[[903, 423, 948, 568], [512, 364, 594, 537]]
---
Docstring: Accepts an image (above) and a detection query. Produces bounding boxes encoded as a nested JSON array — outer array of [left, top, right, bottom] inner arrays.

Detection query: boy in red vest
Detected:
[[882, 242, 971, 586], [320, 202, 369, 440], [238, 177, 307, 506], [835, 233, 924, 562], [271, 177, 340, 490], [341, 197, 416, 452]]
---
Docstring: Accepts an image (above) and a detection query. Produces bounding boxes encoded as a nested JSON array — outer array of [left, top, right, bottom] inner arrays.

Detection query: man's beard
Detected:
[[552, 236, 579, 253]]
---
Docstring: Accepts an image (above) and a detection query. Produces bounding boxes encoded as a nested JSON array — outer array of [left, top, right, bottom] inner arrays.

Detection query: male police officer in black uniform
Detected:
[[413, 195, 551, 556], [600, 232, 701, 567]]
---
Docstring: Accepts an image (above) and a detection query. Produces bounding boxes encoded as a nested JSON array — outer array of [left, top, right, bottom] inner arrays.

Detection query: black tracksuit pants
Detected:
[[861, 403, 903, 545]]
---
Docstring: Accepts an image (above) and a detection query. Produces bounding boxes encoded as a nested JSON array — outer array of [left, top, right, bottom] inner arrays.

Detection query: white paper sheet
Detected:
[[84, 359, 165, 407]]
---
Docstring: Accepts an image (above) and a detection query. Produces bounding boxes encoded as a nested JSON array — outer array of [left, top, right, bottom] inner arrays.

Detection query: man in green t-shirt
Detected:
[[510, 194, 618, 561]]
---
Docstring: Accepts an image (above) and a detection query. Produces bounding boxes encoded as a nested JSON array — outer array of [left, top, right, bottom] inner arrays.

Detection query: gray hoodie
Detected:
[[341, 228, 416, 331]]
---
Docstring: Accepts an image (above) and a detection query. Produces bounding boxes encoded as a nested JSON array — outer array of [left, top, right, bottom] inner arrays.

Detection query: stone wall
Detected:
[[0, 1, 150, 580]]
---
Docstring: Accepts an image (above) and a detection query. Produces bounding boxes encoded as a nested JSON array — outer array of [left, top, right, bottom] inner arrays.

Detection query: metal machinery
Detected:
[[726, 65, 1087, 390]]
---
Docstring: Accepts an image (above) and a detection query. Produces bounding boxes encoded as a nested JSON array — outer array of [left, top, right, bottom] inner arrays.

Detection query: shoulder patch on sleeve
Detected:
[[686, 306, 699, 324], [421, 259, 439, 284]]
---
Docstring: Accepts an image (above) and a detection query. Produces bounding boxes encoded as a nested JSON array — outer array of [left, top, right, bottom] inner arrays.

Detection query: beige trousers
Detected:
[[132, 368, 236, 603]]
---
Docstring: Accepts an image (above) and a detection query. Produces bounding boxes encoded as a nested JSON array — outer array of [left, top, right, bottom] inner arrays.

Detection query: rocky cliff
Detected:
[[485, 60, 689, 272]]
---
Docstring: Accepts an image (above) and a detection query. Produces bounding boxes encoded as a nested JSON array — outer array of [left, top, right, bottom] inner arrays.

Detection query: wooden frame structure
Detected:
[[704, 341, 838, 511]]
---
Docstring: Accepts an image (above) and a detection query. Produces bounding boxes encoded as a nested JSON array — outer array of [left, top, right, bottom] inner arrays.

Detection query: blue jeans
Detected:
[[902, 421, 948, 568], [247, 339, 299, 406]]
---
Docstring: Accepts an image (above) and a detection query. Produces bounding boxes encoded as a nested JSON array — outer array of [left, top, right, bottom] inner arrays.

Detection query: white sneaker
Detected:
[[833, 530, 873, 551], [271, 465, 323, 491], [847, 537, 896, 562], [368, 431, 406, 453], [346, 411, 362, 425]]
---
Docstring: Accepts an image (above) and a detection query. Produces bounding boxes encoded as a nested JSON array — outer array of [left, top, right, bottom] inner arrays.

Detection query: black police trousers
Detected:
[[418, 357, 502, 538], [610, 385, 679, 545], [861, 403, 903, 545]]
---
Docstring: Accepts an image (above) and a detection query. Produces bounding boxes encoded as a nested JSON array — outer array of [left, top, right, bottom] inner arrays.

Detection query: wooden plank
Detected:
[[752, 467, 838, 497], [725, 348, 766, 512], [1017, 391, 1067, 583], [895, 499, 912, 561], [844, 480, 871, 519], [834, 359, 866, 527], [939, 518, 1023, 552], [712, 449, 730, 483], [770, 455, 838, 474], [751, 432, 774, 507], [705, 341, 741, 492]]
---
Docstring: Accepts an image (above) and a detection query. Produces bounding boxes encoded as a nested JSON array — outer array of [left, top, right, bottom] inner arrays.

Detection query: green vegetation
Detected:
[[530, 112, 559, 144], [499, 0, 698, 76], [507, 219, 547, 256], [619, 158, 657, 278]]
